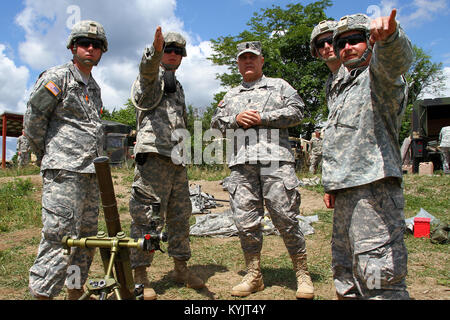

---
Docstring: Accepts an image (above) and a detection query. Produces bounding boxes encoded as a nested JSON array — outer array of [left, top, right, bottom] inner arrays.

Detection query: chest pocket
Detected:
[[334, 82, 366, 131], [230, 86, 283, 113]]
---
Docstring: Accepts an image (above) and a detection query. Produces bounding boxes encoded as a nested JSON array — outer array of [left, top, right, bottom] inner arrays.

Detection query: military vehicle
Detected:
[[409, 97, 450, 173], [102, 120, 134, 166]]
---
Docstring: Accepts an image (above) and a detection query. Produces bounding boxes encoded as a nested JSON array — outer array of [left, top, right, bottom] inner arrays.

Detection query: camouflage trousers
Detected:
[[226, 162, 305, 255], [29, 170, 99, 298], [18, 152, 31, 167], [441, 147, 450, 174], [129, 153, 192, 269], [309, 153, 322, 174], [331, 177, 410, 300]]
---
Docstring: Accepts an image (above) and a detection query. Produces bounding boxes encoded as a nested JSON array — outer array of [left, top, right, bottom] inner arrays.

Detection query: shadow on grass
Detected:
[[150, 263, 229, 299]]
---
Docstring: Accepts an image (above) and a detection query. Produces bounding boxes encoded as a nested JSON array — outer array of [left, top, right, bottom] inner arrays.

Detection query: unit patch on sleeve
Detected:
[[44, 81, 61, 97]]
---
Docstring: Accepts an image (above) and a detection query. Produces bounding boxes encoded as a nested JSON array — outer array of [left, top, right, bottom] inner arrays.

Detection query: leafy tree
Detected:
[[399, 46, 446, 143], [101, 99, 137, 130], [208, 1, 446, 143]]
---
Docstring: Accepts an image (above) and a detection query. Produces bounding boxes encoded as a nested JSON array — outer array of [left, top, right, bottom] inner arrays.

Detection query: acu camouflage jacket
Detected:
[[132, 45, 188, 164], [322, 26, 413, 192], [24, 61, 104, 173]]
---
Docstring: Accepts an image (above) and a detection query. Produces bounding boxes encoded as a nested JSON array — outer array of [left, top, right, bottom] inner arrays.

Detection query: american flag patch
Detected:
[[45, 81, 61, 97]]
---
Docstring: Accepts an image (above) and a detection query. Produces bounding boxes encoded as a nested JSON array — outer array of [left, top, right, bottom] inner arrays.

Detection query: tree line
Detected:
[[103, 0, 446, 144]]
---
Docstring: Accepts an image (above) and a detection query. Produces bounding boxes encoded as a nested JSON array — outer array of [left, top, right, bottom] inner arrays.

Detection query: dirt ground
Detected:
[[1, 173, 449, 300]]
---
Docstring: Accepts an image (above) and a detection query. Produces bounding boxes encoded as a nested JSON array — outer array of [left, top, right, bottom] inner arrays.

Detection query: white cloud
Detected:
[[380, 0, 449, 28], [178, 40, 228, 109], [14, 0, 225, 111], [0, 44, 29, 114]]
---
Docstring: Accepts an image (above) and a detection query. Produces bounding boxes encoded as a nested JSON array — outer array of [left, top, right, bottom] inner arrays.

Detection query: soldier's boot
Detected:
[[173, 258, 205, 289], [134, 266, 157, 300], [231, 253, 264, 297], [291, 253, 315, 299], [35, 295, 52, 300], [67, 288, 85, 300]]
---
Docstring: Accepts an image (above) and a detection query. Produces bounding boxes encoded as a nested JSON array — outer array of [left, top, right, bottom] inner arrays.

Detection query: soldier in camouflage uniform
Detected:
[[211, 41, 314, 299], [439, 126, 450, 174], [322, 10, 413, 299], [24, 20, 107, 300], [16, 130, 31, 167], [129, 27, 204, 299], [309, 130, 323, 174], [310, 20, 346, 112]]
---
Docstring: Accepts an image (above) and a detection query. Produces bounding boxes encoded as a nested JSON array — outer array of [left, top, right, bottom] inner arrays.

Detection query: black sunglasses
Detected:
[[76, 37, 103, 50], [164, 46, 184, 55], [316, 37, 333, 49], [336, 34, 366, 51]]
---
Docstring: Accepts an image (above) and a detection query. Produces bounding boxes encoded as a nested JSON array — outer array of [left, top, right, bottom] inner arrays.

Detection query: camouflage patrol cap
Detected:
[[236, 41, 262, 58], [164, 31, 187, 57], [310, 20, 338, 58], [67, 20, 108, 52]]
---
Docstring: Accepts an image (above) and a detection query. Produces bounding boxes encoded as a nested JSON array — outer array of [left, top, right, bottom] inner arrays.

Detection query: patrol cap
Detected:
[[310, 20, 338, 58], [164, 31, 187, 57], [236, 41, 262, 58], [67, 20, 108, 52]]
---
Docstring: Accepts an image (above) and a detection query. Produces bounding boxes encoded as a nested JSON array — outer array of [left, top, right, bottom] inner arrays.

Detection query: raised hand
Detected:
[[370, 9, 398, 43], [153, 26, 164, 52]]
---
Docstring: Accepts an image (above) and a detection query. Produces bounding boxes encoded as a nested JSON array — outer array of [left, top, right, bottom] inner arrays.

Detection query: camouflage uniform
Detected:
[[309, 135, 323, 174], [24, 20, 107, 299], [129, 37, 192, 268], [322, 15, 413, 299], [439, 126, 450, 174], [16, 134, 31, 167], [24, 61, 104, 298], [211, 73, 305, 255], [325, 65, 346, 111]]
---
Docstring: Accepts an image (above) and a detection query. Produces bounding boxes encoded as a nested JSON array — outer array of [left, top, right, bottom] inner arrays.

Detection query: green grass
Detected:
[[0, 166, 448, 300], [0, 178, 41, 233], [0, 166, 40, 178]]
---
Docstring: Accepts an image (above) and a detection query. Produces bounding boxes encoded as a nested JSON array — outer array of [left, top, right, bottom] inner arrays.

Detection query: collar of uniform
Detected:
[[240, 75, 267, 91], [345, 65, 368, 82], [69, 60, 92, 86]]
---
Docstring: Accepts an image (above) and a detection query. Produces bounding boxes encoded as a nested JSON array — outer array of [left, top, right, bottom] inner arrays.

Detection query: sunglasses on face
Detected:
[[336, 34, 367, 51], [164, 46, 184, 55], [316, 37, 333, 49], [76, 38, 103, 50]]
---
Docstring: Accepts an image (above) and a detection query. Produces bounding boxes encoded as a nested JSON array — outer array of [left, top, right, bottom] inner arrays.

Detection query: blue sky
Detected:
[[1, 0, 450, 160]]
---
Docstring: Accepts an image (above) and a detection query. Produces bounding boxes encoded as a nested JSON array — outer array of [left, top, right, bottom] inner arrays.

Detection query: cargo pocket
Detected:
[[280, 176, 301, 214], [29, 264, 47, 279], [355, 239, 408, 293], [41, 199, 74, 243]]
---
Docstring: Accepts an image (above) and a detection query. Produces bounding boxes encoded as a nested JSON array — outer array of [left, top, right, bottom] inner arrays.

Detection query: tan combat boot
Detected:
[[134, 266, 157, 300], [291, 253, 314, 299], [231, 253, 264, 297], [67, 288, 85, 300], [173, 258, 205, 289]]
